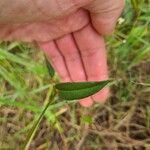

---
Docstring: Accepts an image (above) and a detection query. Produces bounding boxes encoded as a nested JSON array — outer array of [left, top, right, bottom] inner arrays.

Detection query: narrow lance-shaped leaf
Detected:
[[55, 80, 112, 100], [45, 56, 55, 78]]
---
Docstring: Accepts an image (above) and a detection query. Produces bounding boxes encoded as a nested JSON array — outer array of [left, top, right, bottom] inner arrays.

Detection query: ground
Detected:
[[0, 0, 150, 149]]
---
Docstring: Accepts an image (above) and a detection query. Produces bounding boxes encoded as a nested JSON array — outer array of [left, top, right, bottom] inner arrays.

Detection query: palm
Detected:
[[0, 10, 88, 42]]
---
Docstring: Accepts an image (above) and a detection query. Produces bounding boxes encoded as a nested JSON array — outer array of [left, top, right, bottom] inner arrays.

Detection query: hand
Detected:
[[0, 0, 124, 107]]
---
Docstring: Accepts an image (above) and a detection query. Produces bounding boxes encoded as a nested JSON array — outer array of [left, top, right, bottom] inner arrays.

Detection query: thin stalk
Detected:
[[23, 101, 51, 150], [22, 87, 55, 150]]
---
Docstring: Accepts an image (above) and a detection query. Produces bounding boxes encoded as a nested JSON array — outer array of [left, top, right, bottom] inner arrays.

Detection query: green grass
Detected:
[[0, 0, 150, 149]]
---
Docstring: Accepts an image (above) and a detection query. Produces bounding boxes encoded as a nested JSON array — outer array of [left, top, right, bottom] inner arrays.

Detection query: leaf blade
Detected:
[[45, 56, 55, 78], [55, 80, 112, 100]]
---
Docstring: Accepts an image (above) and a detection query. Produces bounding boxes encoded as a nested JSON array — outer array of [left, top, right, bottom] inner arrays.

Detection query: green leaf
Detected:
[[45, 57, 55, 78], [55, 80, 112, 100]]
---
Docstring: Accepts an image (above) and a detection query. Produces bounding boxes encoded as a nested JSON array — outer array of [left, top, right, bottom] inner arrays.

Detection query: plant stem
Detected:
[[22, 87, 55, 150]]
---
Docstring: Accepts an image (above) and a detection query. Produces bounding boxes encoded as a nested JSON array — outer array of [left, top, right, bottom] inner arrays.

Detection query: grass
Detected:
[[0, 0, 150, 149]]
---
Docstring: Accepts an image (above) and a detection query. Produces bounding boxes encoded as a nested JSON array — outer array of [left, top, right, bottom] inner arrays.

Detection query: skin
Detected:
[[0, 0, 124, 107]]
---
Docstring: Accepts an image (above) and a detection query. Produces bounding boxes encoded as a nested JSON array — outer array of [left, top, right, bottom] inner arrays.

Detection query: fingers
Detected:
[[56, 34, 93, 107], [38, 36, 93, 107], [79, 97, 93, 107], [85, 0, 125, 35], [38, 40, 71, 82], [55, 34, 86, 82], [38, 23, 109, 106], [73, 24, 109, 103]]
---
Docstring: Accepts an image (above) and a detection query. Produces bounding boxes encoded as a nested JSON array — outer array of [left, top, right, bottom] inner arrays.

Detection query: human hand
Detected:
[[0, 0, 124, 107]]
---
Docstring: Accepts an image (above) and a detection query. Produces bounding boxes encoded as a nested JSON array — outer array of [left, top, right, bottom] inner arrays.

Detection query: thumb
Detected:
[[85, 0, 125, 35]]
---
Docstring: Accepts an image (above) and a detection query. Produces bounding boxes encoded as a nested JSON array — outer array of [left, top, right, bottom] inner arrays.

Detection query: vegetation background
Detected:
[[0, 0, 150, 149]]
